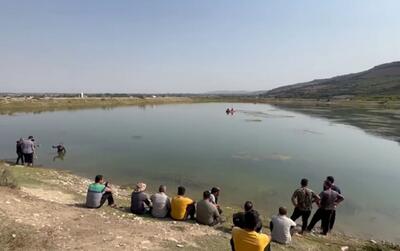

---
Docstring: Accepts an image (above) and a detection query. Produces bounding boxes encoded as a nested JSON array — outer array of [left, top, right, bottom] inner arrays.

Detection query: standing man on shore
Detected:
[[15, 138, 24, 165], [326, 176, 342, 231], [290, 178, 320, 233], [307, 180, 344, 235], [22, 136, 35, 166]]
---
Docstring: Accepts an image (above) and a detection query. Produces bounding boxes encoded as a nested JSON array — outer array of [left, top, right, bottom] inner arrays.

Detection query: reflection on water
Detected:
[[0, 103, 399, 242]]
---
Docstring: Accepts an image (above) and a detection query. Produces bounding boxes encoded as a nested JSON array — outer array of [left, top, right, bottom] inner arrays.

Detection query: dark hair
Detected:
[[327, 176, 334, 183], [177, 186, 186, 195], [211, 187, 220, 194], [244, 201, 253, 211], [95, 175, 103, 183], [324, 180, 332, 189], [159, 185, 166, 193], [28, 136, 34, 139], [279, 207, 287, 215], [203, 190, 211, 199], [244, 210, 259, 230], [301, 178, 308, 187]]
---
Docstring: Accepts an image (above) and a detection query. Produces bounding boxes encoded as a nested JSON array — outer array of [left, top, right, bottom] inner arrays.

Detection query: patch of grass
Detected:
[[0, 167, 18, 189]]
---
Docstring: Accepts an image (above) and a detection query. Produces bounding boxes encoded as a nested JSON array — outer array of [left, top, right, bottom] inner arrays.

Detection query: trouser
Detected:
[[24, 153, 33, 165], [16, 153, 24, 165], [307, 208, 333, 235], [329, 210, 336, 230], [184, 203, 196, 220], [291, 208, 311, 231], [230, 238, 271, 251], [99, 192, 114, 208]]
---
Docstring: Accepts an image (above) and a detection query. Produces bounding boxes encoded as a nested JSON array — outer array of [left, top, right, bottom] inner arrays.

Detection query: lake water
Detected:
[[1, 103, 399, 242]]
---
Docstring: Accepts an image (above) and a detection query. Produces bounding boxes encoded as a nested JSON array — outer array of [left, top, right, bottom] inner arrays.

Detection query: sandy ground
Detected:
[[0, 164, 399, 251]]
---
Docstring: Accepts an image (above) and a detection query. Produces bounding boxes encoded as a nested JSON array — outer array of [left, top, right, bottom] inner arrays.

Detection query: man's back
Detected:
[[232, 227, 270, 251], [86, 183, 105, 208], [22, 140, 34, 154], [171, 196, 193, 220], [319, 189, 343, 210], [233, 209, 262, 232], [150, 192, 170, 218], [196, 199, 219, 225], [292, 187, 316, 211], [131, 191, 151, 214], [271, 215, 296, 244]]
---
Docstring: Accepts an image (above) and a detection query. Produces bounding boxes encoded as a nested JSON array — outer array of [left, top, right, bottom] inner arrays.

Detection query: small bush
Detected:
[[0, 167, 18, 189]]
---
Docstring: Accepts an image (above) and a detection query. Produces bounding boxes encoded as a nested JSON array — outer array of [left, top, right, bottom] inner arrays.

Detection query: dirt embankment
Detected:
[[0, 162, 398, 251]]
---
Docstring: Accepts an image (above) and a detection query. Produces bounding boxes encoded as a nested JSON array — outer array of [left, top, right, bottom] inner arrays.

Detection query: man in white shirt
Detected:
[[270, 207, 297, 244]]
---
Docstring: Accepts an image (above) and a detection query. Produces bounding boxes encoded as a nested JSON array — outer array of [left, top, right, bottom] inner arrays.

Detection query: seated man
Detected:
[[210, 187, 222, 214], [270, 207, 297, 244], [86, 175, 116, 208], [171, 186, 195, 221], [131, 182, 152, 214], [150, 185, 171, 218], [196, 190, 221, 226], [231, 210, 271, 251], [233, 201, 263, 232]]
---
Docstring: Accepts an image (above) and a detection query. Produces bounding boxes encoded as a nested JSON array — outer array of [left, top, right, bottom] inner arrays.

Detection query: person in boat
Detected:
[[226, 108, 231, 114]]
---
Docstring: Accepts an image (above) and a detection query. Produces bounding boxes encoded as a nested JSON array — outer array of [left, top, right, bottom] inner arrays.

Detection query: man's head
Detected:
[[323, 180, 332, 190], [301, 178, 308, 187], [95, 175, 104, 183], [28, 136, 34, 141], [211, 187, 220, 196], [244, 210, 259, 231], [203, 190, 211, 200], [135, 182, 147, 192], [244, 201, 253, 212], [278, 207, 287, 216], [159, 185, 166, 193], [326, 176, 335, 184], [177, 186, 186, 196]]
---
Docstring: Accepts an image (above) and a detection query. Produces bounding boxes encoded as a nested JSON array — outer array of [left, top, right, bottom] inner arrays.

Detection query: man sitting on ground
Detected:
[[196, 190, 221, 226], [231, 210, 271, 251], [210, 187, 223, 214], [86, 175, 116, 208], [233, 201, 263, 232], [131, 182, 152, 214], [150, 185, 171, 218], [171, 186, 195, 221], [290, 178, 320, 234], [270, 207, 297, 244]]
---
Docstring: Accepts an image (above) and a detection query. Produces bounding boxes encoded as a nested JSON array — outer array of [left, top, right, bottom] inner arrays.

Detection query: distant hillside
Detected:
[[262, 61, 400, 98]]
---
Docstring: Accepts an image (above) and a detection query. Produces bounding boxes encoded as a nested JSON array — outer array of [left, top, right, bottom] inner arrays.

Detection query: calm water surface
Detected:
[[1, 103, 399, 241]]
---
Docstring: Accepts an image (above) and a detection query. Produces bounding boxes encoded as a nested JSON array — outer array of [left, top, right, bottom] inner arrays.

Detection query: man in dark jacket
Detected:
[[15, 138, 24, 165]]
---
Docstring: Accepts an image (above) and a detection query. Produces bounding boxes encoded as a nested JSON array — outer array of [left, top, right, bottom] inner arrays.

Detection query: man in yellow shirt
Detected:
[[171, 186, 196, 220], [231, 210, 271, 251]]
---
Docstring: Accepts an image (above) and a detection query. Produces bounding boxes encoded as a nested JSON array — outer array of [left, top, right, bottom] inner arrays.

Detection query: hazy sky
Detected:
[[1, 0, 399, 93]]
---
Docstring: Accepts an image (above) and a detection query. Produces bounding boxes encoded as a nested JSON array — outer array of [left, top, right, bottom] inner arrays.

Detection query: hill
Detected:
[[262, 62, 400, 98]]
